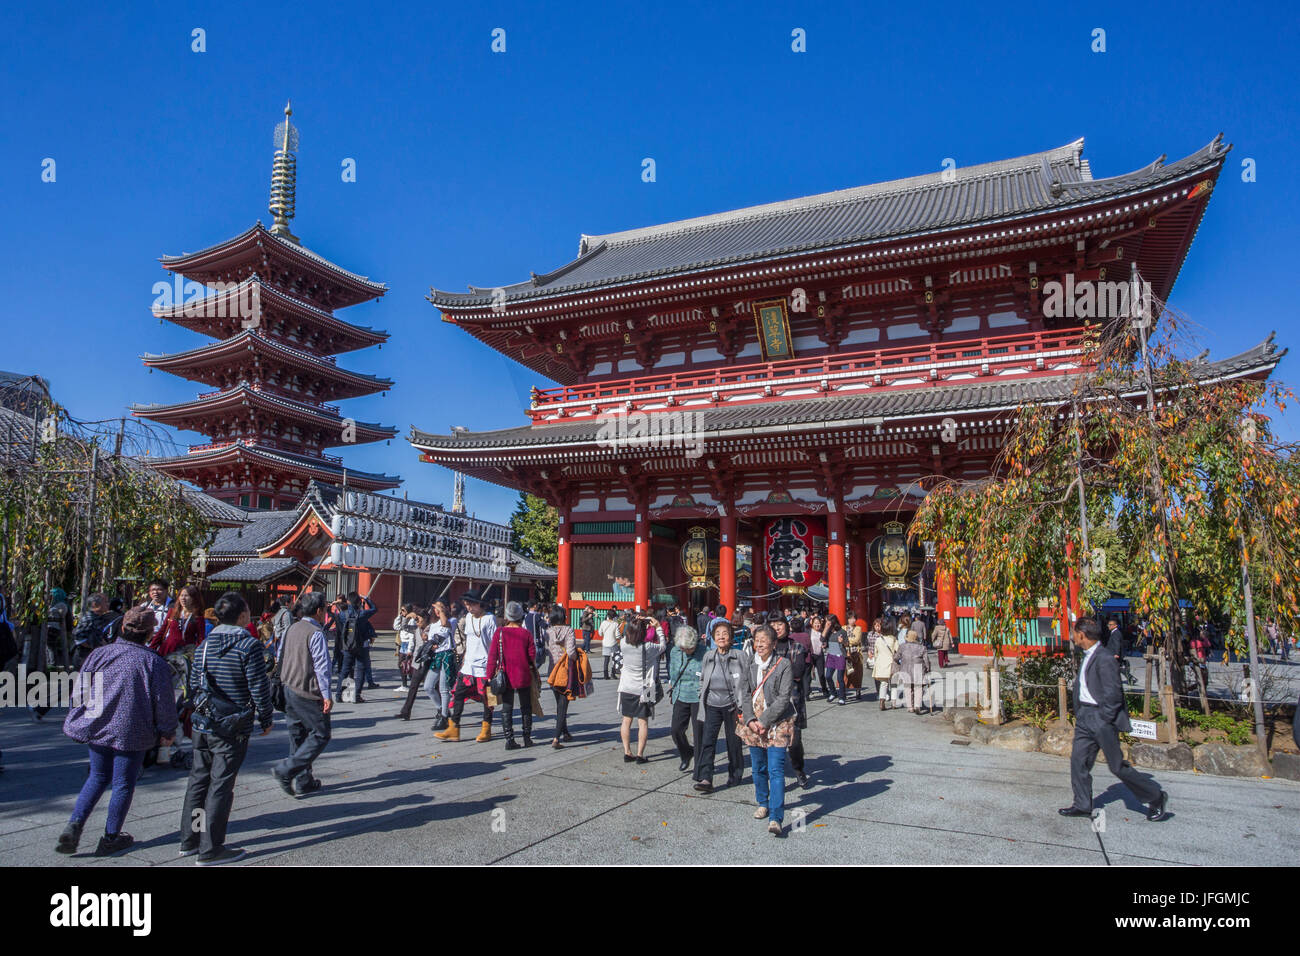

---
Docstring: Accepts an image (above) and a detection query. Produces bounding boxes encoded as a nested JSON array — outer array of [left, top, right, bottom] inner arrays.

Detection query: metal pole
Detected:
[[100, 418, 126, 594], [78, 446, 100, 614], [336, 470, 347, 601], [1072, 400, 1092, 591], [1240, 534, 1271, 763]]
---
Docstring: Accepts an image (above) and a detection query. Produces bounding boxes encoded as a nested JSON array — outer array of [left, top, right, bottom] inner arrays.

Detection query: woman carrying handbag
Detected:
[[617, 618, 661, 764], [872, 625, 900, 710], [543, 605, 578, 748], [485, 602, 537, 749], [737, 625, 796, 836]]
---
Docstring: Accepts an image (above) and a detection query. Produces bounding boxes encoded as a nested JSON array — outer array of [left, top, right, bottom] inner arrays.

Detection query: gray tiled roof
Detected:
[[208, 556, 307, 583], [208, 510, 303, 558], [0, 403, 36, 462], [411, 337, 1283, 452], [180, 488, 249, 527], [116, 457, 251, 528], [510, 553, 557, 578], [430, 138, 1228, 307]]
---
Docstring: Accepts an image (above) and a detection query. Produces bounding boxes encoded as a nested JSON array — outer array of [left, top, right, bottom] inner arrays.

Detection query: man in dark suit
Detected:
[[1060, 617, 1168, 822]]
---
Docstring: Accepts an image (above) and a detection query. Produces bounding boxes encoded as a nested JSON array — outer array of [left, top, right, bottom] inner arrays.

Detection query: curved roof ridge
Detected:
[[130, 385, 396, 431], [161, 223, 387, 294], [142, 330, 394, 387], [152, 274, 388, 339], [582, 139, 1086, 248], [1057, 136, 1227, 196]]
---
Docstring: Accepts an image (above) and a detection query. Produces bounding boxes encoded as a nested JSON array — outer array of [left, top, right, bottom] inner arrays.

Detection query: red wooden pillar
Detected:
[[849, 529, 868, 623], [634, 510, 650, 610], [557, 509, 572, 610], [936, 551, 958, 635], [719, 511, 738, 618], [827, 507, 847, 624], [751, 529, 768, 613]]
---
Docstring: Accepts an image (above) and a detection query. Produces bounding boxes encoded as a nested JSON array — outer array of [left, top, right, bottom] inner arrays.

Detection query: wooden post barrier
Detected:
[[1142, 649, 1154, 719]]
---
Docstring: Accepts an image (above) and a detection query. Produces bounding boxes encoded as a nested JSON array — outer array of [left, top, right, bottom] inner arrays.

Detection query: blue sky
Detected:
[[3, 0, 1296, 524]]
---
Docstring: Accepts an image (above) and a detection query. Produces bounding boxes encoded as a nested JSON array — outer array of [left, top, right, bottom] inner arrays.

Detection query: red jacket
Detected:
[[152, 612, 204, 657], [488, 625, 537, 689]]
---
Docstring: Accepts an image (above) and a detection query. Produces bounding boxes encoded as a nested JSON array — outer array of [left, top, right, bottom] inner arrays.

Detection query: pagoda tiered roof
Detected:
[[147, 439, 401, 492], [162, 223, 387, 311], [154, 276, 388, 353], [141, 330, 394, 400], [131, 384, 397, 448]]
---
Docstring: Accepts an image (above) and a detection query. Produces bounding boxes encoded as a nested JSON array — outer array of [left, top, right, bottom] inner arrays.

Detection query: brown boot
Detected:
[[475, 720, 492, 742], [434, 719, 460, 741], [879, 698, 886, 711]]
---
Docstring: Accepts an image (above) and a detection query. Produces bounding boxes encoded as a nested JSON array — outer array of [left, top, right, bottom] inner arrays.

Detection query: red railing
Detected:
[[528, 326, 1088, 419], [188, 440, 237, 453]]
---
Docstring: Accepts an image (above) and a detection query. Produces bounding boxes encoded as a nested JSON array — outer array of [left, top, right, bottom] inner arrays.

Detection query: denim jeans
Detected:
[[338, 645, 371, 693], [750, 745, 787, 824], [72, 745, 146, 835], [826, 666, 846, 701], [423, 665, 451, 717]]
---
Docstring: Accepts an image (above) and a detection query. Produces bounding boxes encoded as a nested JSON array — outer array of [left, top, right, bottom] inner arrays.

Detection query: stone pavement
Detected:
[[2, 654, 1297, 866]]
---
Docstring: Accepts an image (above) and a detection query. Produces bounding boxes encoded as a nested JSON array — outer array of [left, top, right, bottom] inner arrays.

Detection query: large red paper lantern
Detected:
[[763, 517, 827, 593]]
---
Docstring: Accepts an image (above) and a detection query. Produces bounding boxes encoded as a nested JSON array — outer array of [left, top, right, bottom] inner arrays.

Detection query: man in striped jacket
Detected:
[[178, 592, 273, 865]]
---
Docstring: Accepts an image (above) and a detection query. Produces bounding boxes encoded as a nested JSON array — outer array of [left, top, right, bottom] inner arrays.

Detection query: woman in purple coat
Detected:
[[57, 606, 178, 857], [487, 601, 538, 749]]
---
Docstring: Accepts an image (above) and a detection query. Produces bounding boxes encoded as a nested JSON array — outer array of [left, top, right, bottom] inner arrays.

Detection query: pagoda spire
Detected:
[[269, 100, 300, 243]]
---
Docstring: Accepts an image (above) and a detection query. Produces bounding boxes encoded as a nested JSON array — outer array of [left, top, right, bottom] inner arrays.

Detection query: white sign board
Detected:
[[1129, 719, 1159, 741]]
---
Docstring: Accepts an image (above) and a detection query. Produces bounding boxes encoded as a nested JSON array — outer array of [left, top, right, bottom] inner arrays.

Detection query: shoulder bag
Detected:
[[193, 640, 255, 737], [489, 630, 510, 697], [639, 644, 664, 705]]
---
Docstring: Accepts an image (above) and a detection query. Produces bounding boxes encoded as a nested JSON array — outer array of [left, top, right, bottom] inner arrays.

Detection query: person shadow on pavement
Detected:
[[784, 754, 894, 824]]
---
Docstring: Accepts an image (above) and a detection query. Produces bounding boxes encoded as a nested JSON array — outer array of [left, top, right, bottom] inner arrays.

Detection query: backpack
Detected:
[[340, 608, 363, 653]]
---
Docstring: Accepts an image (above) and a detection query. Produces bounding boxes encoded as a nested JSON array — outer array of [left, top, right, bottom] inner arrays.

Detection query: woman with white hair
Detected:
[[668, 625, 707, 772], [896, 629, 931, 713]]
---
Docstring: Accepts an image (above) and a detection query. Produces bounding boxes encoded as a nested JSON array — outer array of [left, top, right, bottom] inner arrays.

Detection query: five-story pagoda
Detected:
[[134, 104, 400, 510]]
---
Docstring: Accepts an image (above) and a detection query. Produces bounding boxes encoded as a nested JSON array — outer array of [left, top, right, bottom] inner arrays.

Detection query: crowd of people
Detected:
[[9, 578, 1295, 857]]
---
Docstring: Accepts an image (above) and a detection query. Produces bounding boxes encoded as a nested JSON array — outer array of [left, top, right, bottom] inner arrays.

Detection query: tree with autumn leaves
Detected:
[[509, 492, 558, 599], [913, 308, 1298, 702], [1, 404, 211, 632]]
